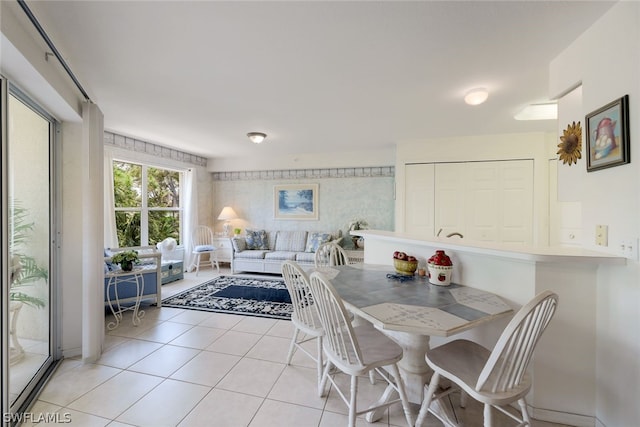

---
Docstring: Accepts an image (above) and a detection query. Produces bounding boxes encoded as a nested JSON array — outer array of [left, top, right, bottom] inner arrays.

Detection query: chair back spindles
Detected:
[[476, 290, 558, 394], [330, 244, 349, 266], [282, 261, 321, 330], [314, 242, 349, 268], [314, 243, 332, 268], [192, 225, 214, 247], [309, 271, 362, 367]]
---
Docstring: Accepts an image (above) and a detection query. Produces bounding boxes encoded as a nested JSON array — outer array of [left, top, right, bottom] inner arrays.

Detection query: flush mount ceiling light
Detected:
[[464, 88, 489, 106], [514, 102, 558, 120], [247, 132, 267, 144]]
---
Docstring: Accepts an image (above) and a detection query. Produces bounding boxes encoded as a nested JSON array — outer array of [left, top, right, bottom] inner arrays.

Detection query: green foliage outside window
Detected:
[[113, 161, 181, 247], [9, 201, 48, 308]]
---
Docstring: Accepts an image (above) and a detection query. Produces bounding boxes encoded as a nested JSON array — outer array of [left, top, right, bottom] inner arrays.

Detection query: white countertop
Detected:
[[356, 230, 626, 265]]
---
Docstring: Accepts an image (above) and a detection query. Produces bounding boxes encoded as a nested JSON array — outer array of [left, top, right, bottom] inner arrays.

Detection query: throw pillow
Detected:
[[232, 236, 247, 252], [245, 229, 269, 250], [194, 245, 215, 252], [305, 232, 332, 252], [104, 249, 116, 271]]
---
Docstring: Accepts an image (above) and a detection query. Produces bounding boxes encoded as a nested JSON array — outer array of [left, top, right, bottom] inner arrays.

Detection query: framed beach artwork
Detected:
[[586, 95, 630, 172], [274, 184, 319, 220]]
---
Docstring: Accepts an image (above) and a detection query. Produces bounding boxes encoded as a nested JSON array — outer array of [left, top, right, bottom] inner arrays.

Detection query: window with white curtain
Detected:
[[113, 160, 183, 247]]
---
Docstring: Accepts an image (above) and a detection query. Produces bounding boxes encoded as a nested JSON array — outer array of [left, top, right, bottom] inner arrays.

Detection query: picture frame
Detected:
[[586, 95, 630, 172], [274, 184, 319, 220]]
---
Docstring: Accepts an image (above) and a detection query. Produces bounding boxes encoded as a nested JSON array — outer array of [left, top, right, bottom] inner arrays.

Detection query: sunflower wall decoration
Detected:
[[557, 121, 582, 165]]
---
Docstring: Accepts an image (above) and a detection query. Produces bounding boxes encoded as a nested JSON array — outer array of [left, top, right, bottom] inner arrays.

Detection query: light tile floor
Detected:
[[25, 267, 569, 427]]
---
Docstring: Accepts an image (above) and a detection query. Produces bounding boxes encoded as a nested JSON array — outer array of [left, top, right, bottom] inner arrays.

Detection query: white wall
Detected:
[[550, 3, 640, 426], [0, 2, 81, 122], [212, 168, 395, 244]]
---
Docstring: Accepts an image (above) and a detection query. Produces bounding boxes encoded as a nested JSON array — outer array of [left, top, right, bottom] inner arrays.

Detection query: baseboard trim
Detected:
[[61, 346, 81, 359], [531, 405, 596, 427]]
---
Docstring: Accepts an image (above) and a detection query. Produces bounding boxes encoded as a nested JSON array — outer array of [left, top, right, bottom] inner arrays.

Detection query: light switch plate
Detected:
[[596, 225, 608, 246]]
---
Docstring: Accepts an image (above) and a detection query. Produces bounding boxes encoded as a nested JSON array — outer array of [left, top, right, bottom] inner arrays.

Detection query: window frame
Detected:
[[112, 159, 184, 247]]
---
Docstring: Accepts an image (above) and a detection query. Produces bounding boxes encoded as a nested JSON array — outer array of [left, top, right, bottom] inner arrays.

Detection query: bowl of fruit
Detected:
[[393, 251, 418, 276]]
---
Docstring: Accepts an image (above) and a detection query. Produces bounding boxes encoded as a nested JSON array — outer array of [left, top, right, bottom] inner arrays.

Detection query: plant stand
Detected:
[[9, 301, 25, 366], [105, 268, 146, 330]]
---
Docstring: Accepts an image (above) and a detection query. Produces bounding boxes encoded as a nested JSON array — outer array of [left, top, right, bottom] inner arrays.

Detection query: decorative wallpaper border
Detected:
[[212, 166, 394, 181], [103, 131, 208, 167]]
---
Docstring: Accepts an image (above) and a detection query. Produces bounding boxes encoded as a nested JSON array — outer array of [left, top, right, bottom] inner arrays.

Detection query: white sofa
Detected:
[[231, 229, 341, 274]]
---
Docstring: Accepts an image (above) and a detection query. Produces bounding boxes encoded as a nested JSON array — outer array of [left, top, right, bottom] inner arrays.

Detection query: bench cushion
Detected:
[[275, 231, 308, 252], [234, 249, 269, 259], [295, 252, 316, 263], [265, 251, 298, 261]]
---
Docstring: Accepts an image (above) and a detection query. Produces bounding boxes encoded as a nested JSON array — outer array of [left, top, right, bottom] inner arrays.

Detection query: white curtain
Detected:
[[103, 147, 118, 248], [82, 102, 105, 363], [183, 168, 198, 271]]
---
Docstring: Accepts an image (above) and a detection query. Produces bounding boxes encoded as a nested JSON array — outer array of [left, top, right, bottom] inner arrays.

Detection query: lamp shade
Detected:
[[217, 206, 238, 221]]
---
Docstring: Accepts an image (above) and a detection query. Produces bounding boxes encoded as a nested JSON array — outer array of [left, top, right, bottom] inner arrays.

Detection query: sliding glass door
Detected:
[[2, 79, 59, 423]]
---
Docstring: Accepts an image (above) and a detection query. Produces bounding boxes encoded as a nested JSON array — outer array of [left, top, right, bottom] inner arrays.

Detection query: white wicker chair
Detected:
[[190, 225, 219, 275]]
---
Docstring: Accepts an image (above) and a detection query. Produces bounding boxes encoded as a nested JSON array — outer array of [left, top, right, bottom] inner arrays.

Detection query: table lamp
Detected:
[[217, 206, 238, 236]]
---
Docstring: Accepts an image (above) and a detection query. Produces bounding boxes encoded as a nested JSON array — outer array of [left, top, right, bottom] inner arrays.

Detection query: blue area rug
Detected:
[[162, 276, 292, 320]]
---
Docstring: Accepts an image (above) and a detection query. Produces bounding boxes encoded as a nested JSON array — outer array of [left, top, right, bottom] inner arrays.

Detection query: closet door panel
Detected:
[[404, 164, 435, 238], [500, 160, 534, 244], [404, 160, 533, 244], [434, 163, 466, 237], [465, 163, 499, 241]]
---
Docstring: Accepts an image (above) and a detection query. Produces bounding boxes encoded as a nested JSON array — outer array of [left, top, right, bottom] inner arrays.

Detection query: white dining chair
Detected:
[[281, 260, 326, 396], [191, 225, 219, 276], [308, 271, 414, 427], [314, 242, 376, 384], [314, 241, 349, 268], [415, 290, 559, 427]]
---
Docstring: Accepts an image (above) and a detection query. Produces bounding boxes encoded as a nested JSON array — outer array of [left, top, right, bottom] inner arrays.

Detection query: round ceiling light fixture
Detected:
[[247, 132, 267, 144], [464, 88, 489, 106]]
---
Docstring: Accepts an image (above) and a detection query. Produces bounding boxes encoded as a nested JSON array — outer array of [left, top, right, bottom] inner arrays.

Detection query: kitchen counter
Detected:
[[355, 229, 624, 426], [355, 229, 625, 265]]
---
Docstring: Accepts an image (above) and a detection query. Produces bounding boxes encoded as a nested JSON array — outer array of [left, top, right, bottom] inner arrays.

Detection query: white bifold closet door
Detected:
[[405, 160, 534, 245]]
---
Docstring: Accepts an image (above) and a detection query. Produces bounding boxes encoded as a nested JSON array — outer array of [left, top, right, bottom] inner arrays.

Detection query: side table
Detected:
[[105, 268, 146, 330], [212, 237, 233, 267]]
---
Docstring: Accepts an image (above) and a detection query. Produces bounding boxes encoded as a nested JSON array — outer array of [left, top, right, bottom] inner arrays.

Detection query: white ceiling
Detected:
[[28, 1, 615, 160]]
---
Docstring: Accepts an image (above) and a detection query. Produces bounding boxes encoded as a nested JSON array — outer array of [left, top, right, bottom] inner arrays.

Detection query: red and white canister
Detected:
[[427, 250, 453, 286]]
